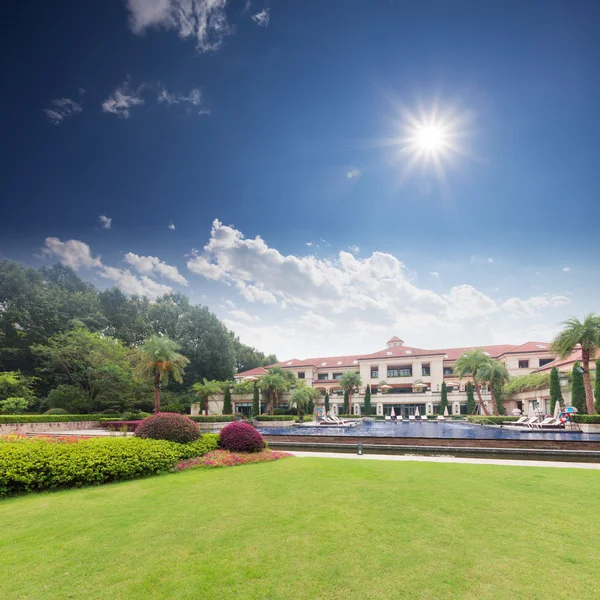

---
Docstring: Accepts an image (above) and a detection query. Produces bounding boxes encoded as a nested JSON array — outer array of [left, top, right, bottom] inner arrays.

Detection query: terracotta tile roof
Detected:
[[271, 358, 319, 368], [304, 354, 364, 368], [361, 345, 446, 360], [535, 347, 600, 373], [235, 366, 269, 378], [497, 341, 552, 356], [434, 345, 517, 361], [387, 336, 403, 343]]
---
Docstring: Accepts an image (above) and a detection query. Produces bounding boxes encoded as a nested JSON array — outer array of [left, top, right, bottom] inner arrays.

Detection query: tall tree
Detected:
[[133, 335, 189, 412], [363, 384, 371, 416], [222, 385, 233, 415], [595, 360, 600, 414], [453, 350, 493, 415], [324, 391, 330, 415], [191, 378, 224, 416], [343, 389, 349, 414], [439, 382, 448, 415], [466, 381, 476, 415], [339, 371, 362, 415], [551, 314, 600, 414], [251, 384, 260, 418], [571, 361, 587, 414], [98, 288, 150, 346], [549, 366, 563, 414], [230, 335, 278, 373], [259, 373, 288, 414], [476, 360, 510, 416]]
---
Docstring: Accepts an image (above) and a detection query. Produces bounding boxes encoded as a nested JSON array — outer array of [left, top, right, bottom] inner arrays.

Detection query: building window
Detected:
[[422, 364, 431, 376], [317, 373, 328, 381], [443, 367, 453, 376], [518, 360, 529, 369], [539, 358, 554, 367], [371, 368, 379, 378], [332, 372, 343, 380], [297, 372, 305, 379], [387, 366, 412, 378]]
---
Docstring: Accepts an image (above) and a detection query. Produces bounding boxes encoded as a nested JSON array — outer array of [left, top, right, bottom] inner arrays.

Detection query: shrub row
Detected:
[[0, 414, 108, 424], [572, 415, 600, 424], [0, 434, 219, 497], [254, 415, 296, 421], [189, 415, 237, 423], [467, 416, 520, 425]]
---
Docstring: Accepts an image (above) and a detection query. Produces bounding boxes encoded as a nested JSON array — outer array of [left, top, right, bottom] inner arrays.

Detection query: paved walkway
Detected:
[[289, 451, 600, 470]]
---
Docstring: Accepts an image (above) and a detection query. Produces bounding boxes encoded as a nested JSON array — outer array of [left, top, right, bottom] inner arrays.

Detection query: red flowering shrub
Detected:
[[134, 412, 200, 444], [219, 421, 264, 453]]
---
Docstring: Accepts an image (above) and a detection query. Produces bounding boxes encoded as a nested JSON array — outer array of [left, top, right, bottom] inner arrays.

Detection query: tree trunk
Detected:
[[475, 383, 490, 415], [348, 390, 353, 415], [582, 351, 596, 414], [153, 371, 161, 413], [204, 395, 208, 416], [490, 386, 499, 416]]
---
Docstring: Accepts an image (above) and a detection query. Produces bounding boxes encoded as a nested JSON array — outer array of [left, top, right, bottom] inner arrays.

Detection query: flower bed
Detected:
[[172, 449, 292, 471]]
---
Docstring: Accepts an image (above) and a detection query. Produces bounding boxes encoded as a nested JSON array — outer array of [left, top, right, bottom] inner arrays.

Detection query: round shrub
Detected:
[[134, 412, 200, 444], [219, 421, 265, 453], [44, 408, 68, 415]]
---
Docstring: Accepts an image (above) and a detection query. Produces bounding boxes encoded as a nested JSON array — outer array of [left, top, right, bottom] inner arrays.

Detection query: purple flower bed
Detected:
[[219, 421, 265, 452]]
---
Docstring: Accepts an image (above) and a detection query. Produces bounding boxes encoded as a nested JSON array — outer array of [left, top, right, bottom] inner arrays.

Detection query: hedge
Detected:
[[189, 415, 237, 423], [254, 415, 296, 421], [0, 414, 107, 424], [467, 416, 520, 425], [338, 414, 362, 419], [572, 415, 600, 424], [0, 434, 219, 497]]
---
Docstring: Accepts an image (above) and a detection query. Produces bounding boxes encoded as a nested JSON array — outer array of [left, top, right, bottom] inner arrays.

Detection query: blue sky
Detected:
[[1, 0, 599, 359]]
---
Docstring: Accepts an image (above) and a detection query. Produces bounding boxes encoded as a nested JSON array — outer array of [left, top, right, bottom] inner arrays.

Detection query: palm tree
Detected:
[[453, 349, 493, 415], [338, 371, 362, 415], [551, 314, 600, 414], [191, 378, 224, 415], [260, 373, 288, 414], [476, 360, 510, 416], [289, 385, 320, 418], [134, 335, 189, 412]]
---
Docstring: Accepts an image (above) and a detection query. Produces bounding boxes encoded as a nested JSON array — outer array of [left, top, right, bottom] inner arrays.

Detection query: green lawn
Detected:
[[1, 458, 599, 599]]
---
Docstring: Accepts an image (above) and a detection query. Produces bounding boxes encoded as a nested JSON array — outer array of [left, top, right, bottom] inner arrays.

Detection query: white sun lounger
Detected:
[[420, 415, 428, 421], [437, 415, 446, 420], [409, 415, 416, 421], [385, 415, 392, 420]]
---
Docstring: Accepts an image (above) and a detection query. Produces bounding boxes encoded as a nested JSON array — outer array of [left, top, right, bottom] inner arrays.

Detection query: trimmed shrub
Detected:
[[254, 415, 296, 421], [219, 421, 264, 453], [189, 415, 236, 423], [134, 412, 200, 444], [339, 414, 362, 419], [0, 414, 104, 424], [572, 415, 600, 424], [120, 411, 151, 420], [174, 434, 220, 459], [467, 416, 519, 425], [44, 408, 69, 415]]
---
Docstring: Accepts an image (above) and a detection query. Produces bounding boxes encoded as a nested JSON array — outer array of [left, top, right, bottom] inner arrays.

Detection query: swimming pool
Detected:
[[256, 420, 600, 442]]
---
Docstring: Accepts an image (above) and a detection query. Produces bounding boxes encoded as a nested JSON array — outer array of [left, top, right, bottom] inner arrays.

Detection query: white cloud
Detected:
[[229, 308, 260, 322], [251, 8, 270, 27], [169, 223, 176, 230], [238, 283, 277, 304], [41, 238, 102, 270], [305, 242, 313, 247], [44, 98, 82, 125], [563, 266, 571, 272], [348, 245, 360, 254], [99, 215, 112, 230], [487, 258, 494, 264], [502, 295, 571, 317], [429, 271, 440, 278], [41, 237, 173, 300], [102, 78, 145, 118], [124, 252, 188, 285], [157, 87, 209, 114], [125, 0, 232, 52]]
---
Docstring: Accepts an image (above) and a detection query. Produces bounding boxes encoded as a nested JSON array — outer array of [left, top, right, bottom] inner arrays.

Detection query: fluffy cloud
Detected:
[[124, 252, 188, 285], [169, 223, 176, 230], [125, 0, 231, 52], [429, 271, 440, 278], [101, 78, 145, 118], [502, 295, 571, 317], [99, 215, 112, 230], [41, 238, 172, 300], [251, 8, 270, 27], [348, 245, 360, 254], [563, 266, 571, 272], [44, 98, 82, 125]]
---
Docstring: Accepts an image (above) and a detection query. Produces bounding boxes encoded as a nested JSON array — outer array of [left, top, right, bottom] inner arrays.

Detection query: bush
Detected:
[[44, 408, 68, 415], [467, 416, 519, 425], [45, 385, 90, 413], [254, 415, 296, 421], [120, 411, 151, 421], [219, 421, 265, 453], [339, 414, 362, 419], [189, 415, 236, 423], [0, 397, 30, 414], [134, 412, 200, 444], [572, 415, 600, 424], [0, 414, 104, 424], [174, 434, 220, 459]]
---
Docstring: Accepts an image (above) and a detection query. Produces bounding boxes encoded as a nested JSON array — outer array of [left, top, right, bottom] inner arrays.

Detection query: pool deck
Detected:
[[289, 451, 600, 470]]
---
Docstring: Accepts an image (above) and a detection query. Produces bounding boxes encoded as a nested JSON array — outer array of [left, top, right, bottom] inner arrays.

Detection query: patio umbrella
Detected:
[[553, 401, 562, 419], [528, 403, 536, 420], [415, 407, 420, 417], [391, 407, 396, 418], [443, 406, 449, 417]]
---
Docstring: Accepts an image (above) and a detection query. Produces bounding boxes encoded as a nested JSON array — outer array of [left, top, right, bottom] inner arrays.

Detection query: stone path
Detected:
[[289, 451, 600, 470]]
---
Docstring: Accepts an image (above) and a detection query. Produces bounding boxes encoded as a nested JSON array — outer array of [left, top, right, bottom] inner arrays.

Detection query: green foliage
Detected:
[[191, 378, 223, 415], [232, 380, 256, 395], [289, 384, 320, 416], [571, 361, 587, 414], [0, 397, 29, 414], [503, 372, 551, 394], [222, 386, 233, 415], [595, 360, 600, 414], [550, 366, 563, 413], [44, 408, 68, 415], [231, 336, 277, 373], [466, 382, 476, 415], [260, 373, 289, 413], [439, 382, 448, 415], [134, 413, 201, 444], [466, 416, 520, 425], [363, 384, 371, 416], [324, 391, 330, 414], [254, 415, 296, 421], [476, 360, 509, 416], [0, 435, 219, 497], [46, 384, 89, 413], [0, 371, 36, 403], [251, 384, 260, 418], [551, 314, 600, 360], [343, 389, 349, 414], [0, 414, 105, 424], [572, 415, 600, 424], [189, 415, 236, 423], [338, 371, 362, 410]]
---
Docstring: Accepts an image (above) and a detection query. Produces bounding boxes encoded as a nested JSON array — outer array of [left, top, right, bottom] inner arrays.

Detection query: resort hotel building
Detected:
[[229, 336, 578, 418]]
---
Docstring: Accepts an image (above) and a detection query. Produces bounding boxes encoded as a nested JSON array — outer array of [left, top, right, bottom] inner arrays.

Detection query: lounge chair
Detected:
[[526, 418, 542, 429], [385, 415, 392, 421], [437, 415, 446, 420], [420, 415, 428, 421], [505, 416, 528, 425], [539, 417, 564, 428], [409, 415, 416, 421], [396, 415, 403, 422]]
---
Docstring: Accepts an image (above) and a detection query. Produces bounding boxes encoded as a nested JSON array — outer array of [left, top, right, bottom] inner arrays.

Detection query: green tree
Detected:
[[231, 335, 277, 373], [324, 391, 330, 415], [551, 314, 600, 414], [0, 371, 35, 404], [98, 288, 150, 346], [439, 382, 448, 415], [595, 359, 600, 414], [45, 384, 89, 413], [191, 378, 224, 416], [339, 371, 362, 415], [260, 373, 288, 414], [134, 335, 189, 413], [571, 361, 587, 414], [363, 384, 371, 416], [0, 397, 30, 414], [549, 366, 563, 414], [466, 381, 476, 415], [476, 360, 510, 416], [453, 350, 493, 415], [251, 384, 260, 418], [343, 389, 349, 414], [222, 385, 233, 415]]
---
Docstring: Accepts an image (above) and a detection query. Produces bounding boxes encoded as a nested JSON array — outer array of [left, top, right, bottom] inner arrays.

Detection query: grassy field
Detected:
[[1, 458, 599, 599]]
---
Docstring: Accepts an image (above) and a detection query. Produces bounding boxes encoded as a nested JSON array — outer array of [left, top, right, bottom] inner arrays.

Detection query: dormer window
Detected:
[[337, 361, 343, 365], [286, 361, 293, 366], [386, 351, 392, 356], [321, 362, 327, 366]]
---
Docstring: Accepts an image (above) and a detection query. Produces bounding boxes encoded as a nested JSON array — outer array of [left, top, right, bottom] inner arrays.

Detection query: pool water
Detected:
[[256, 420, 600, 442]]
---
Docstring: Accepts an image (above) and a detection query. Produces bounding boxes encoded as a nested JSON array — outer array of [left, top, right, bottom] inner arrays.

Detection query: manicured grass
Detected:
[[1, 458, 600, 599]]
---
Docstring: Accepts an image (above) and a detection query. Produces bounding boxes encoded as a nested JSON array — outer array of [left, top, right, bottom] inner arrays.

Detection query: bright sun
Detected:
[[415, 124, 445, 152]]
